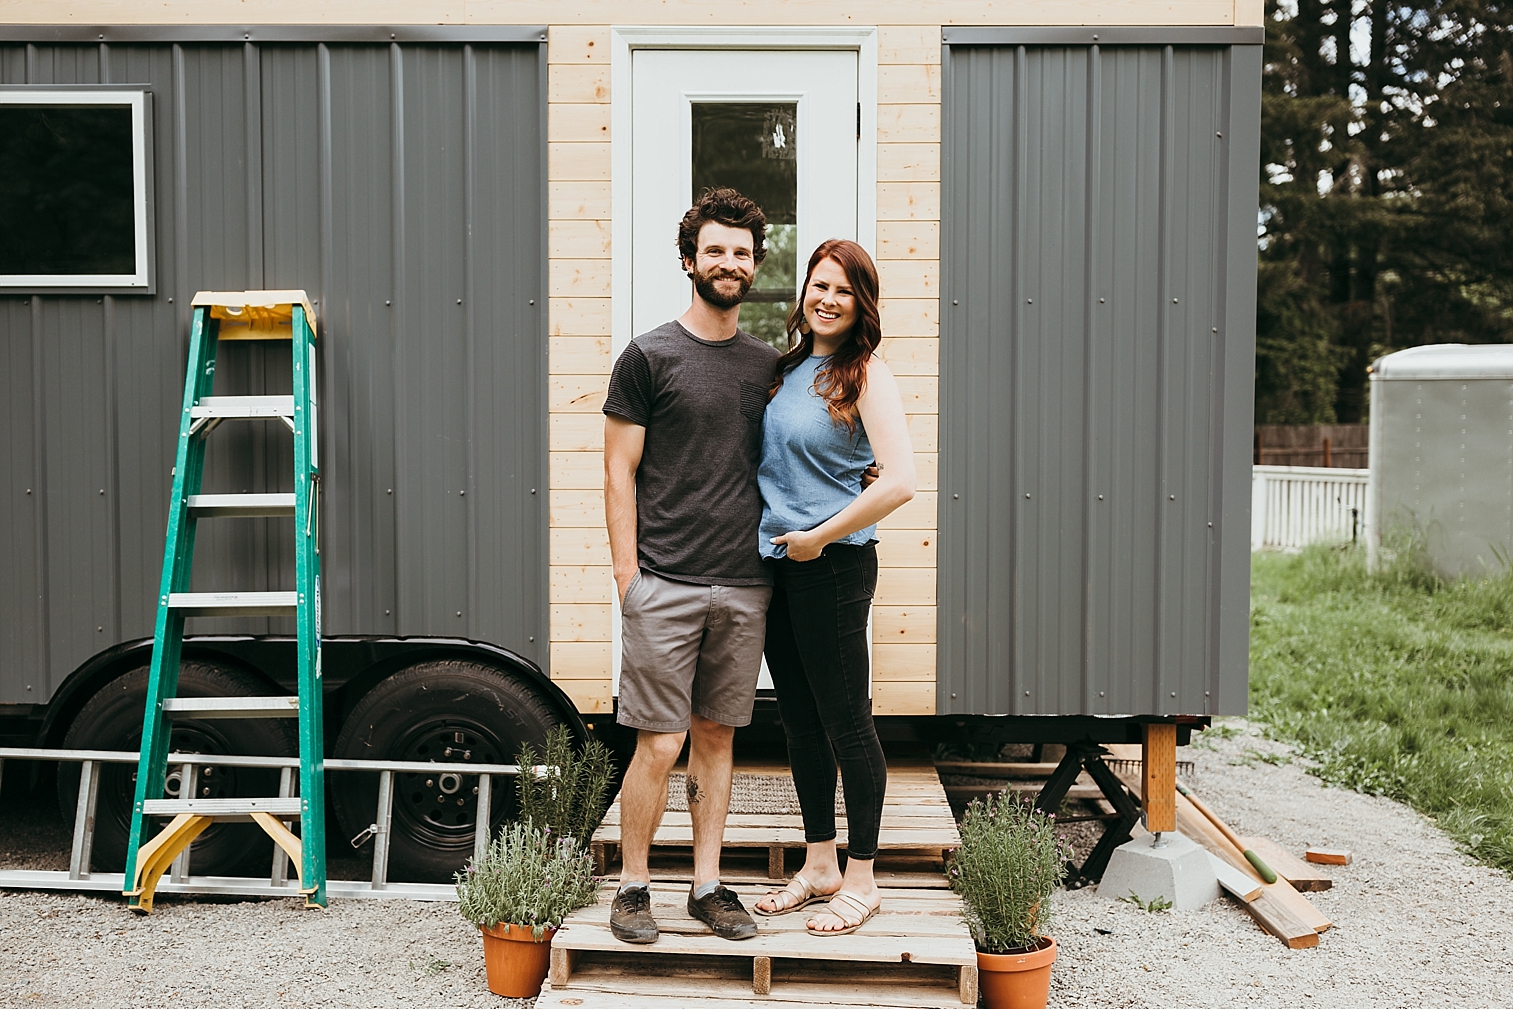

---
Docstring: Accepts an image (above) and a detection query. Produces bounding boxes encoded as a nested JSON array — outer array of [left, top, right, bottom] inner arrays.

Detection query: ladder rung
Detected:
[[162, 696, 299, 719], [142, 797, 303, 817], [167, 592, 298, 617], [187, 493, 296, 518], [190, 395, 295, 419]]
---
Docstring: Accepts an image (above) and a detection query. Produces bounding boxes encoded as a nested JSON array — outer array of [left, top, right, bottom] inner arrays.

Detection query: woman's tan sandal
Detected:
[[806, 890, 880, 936], [754, 871, 831, 917]]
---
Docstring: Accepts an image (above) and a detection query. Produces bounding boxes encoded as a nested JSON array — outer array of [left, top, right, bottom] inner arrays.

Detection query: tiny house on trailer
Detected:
[[0, 1, 1261, 883]]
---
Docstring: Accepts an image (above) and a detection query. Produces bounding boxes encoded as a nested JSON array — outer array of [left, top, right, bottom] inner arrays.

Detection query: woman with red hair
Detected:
[[751, 239, 917, 935]]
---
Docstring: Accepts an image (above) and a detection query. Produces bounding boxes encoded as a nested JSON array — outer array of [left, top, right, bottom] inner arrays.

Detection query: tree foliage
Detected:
[[1258, 0, 1513, 423]]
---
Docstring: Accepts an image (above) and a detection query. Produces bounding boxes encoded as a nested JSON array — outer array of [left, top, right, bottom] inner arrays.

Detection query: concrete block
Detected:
[[1098, 832, 1219, 911]]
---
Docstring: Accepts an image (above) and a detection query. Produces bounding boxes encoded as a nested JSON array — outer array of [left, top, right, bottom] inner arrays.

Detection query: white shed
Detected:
[[1367, 345, 1513, 577]]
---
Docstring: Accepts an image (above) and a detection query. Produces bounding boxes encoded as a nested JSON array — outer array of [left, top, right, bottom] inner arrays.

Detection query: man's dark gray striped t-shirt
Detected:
[[603, 321, 780, 586]]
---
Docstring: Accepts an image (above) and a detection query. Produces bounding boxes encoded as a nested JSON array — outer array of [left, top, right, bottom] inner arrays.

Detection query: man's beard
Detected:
[[691, 264, 752, 309]]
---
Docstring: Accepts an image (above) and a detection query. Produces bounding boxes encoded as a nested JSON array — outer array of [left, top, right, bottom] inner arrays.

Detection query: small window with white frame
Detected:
[[0, 86, 154, 292]]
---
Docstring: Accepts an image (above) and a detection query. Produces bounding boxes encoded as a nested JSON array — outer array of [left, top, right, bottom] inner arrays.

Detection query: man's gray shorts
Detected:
[[617, 569, 772, 732]]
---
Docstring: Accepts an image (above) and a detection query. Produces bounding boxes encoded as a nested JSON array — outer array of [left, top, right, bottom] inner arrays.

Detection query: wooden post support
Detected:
[[957, 964, 978, 1005], [753, 955, 772, 995], [549, 946, 579, 988], [768, 845, 785, 880], [1141, 722, 1177, 834]]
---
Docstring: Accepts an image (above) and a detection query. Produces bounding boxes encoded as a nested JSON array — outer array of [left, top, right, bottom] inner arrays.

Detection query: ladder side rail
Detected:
[[291, 305, 328, 907], [124, 308, 221, 895]]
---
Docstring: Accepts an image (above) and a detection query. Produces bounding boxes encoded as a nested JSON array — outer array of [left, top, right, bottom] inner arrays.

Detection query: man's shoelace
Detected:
[[706, 888, 745, 914], [618, 889, 651, 914]]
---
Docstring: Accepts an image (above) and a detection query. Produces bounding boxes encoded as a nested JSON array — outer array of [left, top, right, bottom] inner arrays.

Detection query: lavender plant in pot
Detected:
[[455, 821, 600, 998], [948, 793, 1069, 1009]]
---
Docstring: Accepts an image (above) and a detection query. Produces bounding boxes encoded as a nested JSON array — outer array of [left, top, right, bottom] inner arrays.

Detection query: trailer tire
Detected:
[[330, 660, 561, 883], [56, 660, 298, 878]]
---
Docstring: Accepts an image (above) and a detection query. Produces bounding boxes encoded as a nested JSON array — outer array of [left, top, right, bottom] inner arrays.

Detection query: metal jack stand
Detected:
[[1031, 739, 1143, 887]]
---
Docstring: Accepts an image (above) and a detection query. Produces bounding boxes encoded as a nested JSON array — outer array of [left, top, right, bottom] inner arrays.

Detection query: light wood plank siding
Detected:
[[871, 24, 941, 714], [548, 25, 615, 713]]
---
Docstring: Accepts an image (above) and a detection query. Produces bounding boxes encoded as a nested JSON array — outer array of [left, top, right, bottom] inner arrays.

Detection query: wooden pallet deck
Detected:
[[540, 882, 977, 1009], [590, 757, 960, 887], [551, 758, 974, 1008]]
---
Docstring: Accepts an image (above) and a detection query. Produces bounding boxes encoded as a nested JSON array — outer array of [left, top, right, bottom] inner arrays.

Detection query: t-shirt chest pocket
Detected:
[[739, 380, 768, 422]]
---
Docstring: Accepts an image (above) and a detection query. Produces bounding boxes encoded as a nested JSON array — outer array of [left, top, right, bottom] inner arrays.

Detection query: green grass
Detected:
[[1249, 545, 1513, 874]]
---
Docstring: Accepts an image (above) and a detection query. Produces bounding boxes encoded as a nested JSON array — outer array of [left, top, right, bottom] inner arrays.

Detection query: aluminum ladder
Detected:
[[123, 290, 326, 913]]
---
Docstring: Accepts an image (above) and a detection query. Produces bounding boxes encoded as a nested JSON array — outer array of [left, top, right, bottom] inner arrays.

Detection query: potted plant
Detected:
[[947, 793, 1070, 1009], [456, 820, 601, 998]]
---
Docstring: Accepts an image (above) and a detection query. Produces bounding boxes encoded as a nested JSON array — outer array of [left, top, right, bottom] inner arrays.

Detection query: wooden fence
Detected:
[[1254, 424, 1369, 468], [1251, 465, 1370, 551]]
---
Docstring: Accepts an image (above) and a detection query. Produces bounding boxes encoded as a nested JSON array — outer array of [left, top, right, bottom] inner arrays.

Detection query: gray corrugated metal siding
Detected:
[[0, 39, 546, 703], [939, 41, 1260, 717]]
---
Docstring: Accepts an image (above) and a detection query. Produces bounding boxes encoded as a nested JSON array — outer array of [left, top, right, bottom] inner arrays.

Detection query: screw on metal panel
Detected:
[[385, 300, 391, 306], [529, 299, 535, 305], [1212, 327, 1219, 333], [457, 611, 462, 617], [528, 636, 535, 642], [1170, 494, 1176, 500], [460, 490, 465, 495], [385, 609, 391, 615], [98, 626, 104, 632], [953, 493, 959, 499], [1099, 298, 1105, 303], [1216, 131, 1223, 137], [100, 489, 105, 495], [1098, 494, 1104, 500], [952, 300, 959, 305], [1172, 298, 1179, 304], [1208, 522, 1213, 527], [1171, 692, 1177, 698], [457, 299, 462, 304], [387, 489, 393, 494], [1027, 298, 1033, 304], [1099, 691, 1105, 697], [1024, 690, 1030, 697]]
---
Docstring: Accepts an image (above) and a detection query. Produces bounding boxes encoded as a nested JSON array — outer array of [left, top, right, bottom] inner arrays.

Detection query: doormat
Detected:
[[666, 772, 845, 816]]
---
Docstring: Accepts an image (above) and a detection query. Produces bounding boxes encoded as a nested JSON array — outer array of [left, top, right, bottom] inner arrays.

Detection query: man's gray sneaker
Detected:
[[687, 885, 758, 940], [610, 886, 658, 943]]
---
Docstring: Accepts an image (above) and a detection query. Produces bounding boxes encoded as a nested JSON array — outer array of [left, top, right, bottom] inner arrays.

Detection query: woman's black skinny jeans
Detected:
[[764, 543, 888, 860]]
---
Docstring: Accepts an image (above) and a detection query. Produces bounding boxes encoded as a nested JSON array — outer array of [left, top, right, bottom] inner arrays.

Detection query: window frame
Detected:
[[0, 85, 155, 294]]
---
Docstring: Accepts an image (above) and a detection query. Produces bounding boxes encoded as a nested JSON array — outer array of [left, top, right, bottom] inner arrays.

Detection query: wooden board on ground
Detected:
[[1241, 836, 1332, 891], [1104, 752, 1331, 943], [1306, 847, 1353, 865], [549, 882, 977, 1007]]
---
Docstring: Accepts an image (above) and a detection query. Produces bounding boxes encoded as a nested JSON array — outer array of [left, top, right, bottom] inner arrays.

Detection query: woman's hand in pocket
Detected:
[[772, 529, 824, 562]]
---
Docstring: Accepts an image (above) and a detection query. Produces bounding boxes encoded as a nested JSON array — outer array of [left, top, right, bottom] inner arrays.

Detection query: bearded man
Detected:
[[601, 188, 780, 943]]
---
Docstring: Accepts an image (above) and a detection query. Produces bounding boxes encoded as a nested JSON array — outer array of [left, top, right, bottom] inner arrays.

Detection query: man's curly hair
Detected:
[[676, 187, 767, 272]]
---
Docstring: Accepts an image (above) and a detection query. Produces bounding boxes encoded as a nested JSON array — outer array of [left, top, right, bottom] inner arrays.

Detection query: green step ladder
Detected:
[[123, 290, 326, 913]]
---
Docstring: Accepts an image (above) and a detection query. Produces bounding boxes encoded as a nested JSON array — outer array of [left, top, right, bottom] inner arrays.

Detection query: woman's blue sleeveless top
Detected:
[[758, 353, 875, 560]]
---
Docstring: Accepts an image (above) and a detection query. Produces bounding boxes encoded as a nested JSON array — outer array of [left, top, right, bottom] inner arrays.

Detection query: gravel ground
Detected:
[[3, 719, 1511, 1007], [1050, 719, 1513, 1007]]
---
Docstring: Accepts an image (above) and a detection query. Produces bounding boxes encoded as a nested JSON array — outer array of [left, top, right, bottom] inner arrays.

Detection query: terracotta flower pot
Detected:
[[977, 936, 1057, 1009], [479, 922, 557, 998]]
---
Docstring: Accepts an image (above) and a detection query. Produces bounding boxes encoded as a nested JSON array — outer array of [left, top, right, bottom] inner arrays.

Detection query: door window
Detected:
[[691, 102, 798, 349]]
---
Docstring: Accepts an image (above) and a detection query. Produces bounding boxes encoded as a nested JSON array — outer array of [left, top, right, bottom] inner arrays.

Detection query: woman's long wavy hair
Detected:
[[770, 239, 882, 434]]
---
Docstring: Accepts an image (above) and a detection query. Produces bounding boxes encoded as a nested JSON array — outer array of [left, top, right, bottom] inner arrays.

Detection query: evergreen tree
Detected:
[[1257, 0, 1513, 423]]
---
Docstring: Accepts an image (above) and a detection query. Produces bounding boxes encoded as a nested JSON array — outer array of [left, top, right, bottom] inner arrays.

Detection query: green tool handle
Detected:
[[1176, 782, 1279, 885], [1243, 848, 1279, 884]]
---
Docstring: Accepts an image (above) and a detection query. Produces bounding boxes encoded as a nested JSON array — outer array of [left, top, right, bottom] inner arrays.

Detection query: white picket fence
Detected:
[[1251, 465, 1369, 551]]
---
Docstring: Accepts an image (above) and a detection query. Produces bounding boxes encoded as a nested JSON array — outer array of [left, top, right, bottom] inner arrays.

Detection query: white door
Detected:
[[613, 48, 863, 697], [624, 48, 860, 353]]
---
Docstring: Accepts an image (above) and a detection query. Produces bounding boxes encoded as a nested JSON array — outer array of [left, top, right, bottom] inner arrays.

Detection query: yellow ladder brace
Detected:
[[249, 811, 323, 908], [126, 813, 317, 913], [125, 813, 213, 914]]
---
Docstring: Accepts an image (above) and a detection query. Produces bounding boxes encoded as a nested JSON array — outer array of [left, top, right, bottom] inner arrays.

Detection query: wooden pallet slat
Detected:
[[567, 758, 974, 1009]]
